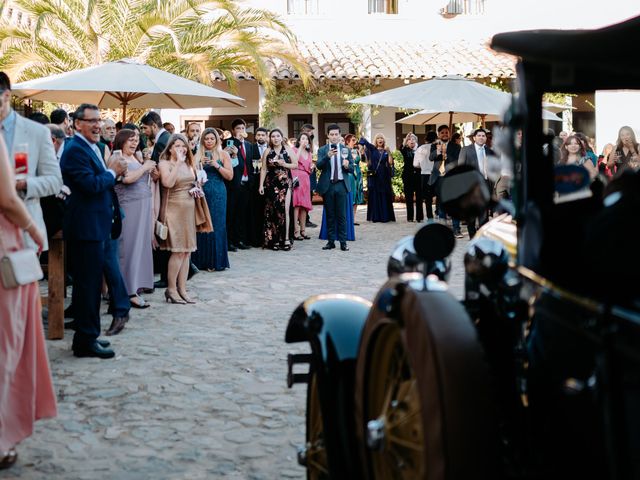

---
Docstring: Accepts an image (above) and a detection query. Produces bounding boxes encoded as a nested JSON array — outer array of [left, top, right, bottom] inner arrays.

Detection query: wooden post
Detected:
[[47, 232, 64, 340]]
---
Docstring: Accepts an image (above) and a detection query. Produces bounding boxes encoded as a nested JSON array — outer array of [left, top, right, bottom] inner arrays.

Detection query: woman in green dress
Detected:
[[345, 135, 365, 223]]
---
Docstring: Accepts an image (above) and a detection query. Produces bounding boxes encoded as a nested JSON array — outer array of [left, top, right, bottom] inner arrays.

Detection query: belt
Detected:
[[330, 179, 343, 184]]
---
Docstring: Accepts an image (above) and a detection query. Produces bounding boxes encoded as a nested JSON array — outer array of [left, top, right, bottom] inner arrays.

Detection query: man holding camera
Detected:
[[317, 124, 354, 251], [429, 125, 462, 237], [224, 118, 256, 251]]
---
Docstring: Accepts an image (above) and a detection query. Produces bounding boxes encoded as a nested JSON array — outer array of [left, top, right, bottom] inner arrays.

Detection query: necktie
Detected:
[[439, 143, 446, 175], [241, 142, 247, 177], [480, 146, 487, 178], [332, 151, 339, 182]]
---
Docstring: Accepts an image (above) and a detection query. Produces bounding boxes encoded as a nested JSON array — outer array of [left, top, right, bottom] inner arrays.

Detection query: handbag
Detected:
[[0, 226, 43, 289], [292, 176, 300, 188], [156, 184, 170, 240], [195, 195, 213, 233], [155, 220, 168, 240]]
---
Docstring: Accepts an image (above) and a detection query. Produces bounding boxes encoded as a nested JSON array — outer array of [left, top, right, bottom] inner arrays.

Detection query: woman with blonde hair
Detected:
[[607, 125, 640, 173], [158, 134, 198, 303], [191, 128, 233, 271], [359, 132, 396, 222]]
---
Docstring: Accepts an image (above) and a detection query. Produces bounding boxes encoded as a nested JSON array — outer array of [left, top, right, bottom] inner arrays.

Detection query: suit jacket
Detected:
[[152, 130, 171, 162], [428, 141, 461, 184], [12, 114, 63, 251], [60, 136, 117, 242], [458, 144, 495, 175], [228, 138, 256, 188], [316, 144, 354, 196]]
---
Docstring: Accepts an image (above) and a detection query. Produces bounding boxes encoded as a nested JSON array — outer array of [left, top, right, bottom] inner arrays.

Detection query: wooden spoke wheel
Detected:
[[366, 323, 425, 479], [306, 373, 329, 479]]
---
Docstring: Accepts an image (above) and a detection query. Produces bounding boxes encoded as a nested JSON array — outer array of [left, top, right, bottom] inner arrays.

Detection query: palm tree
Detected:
[[0, 0, 309, 92]]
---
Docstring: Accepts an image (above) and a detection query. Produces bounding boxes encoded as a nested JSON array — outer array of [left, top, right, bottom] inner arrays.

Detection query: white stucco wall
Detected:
[[595, 90, 640, 154]]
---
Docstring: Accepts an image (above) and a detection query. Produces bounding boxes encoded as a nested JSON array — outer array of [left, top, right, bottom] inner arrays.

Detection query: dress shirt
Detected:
[[414, 143, 434, 174], [75, 132, 116, 178], [57, 139, 66, 162], [257, 143, 267, 157], [154, 128, 167, 145], [0, 109, 17, 154], [329, 145, 344, 181], [475, 144, 487, 178]]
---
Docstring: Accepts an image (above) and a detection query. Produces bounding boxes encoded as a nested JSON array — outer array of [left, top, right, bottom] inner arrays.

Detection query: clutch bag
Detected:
[[155, 220, 168, 240], [0, 248, 43, 289]]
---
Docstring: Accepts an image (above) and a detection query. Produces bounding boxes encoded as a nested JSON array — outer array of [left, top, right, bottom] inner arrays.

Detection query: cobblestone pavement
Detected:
[[6, 205, 468, 480]]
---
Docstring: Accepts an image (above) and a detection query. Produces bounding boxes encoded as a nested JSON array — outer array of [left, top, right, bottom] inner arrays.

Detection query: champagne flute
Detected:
[[341, 147, 349, 163]]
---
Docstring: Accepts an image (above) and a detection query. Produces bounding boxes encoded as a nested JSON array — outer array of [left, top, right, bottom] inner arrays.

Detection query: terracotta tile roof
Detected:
[[211, 39, 516, 81]]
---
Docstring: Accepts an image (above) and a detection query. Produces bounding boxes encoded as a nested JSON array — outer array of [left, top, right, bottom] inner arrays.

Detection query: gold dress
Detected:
[[160, 162, 197, 253]]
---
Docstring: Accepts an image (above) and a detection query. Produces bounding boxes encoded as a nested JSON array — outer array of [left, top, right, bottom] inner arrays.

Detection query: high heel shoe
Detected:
[[178, 290, 196, 304], [164, 289, 186, 304], [0, 448, 17, 470]]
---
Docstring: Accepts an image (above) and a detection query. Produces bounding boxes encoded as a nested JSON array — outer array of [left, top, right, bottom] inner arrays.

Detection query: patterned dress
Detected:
[[263, 149, 294, 248]]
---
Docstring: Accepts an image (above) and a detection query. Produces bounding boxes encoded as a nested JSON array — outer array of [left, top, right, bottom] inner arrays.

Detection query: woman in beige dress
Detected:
[[158, 134, 197, 304]]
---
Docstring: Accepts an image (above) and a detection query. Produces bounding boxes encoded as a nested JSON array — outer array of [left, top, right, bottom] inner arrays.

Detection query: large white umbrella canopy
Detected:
[[11, 59, 245, 120], [348, 75, 511, 113], [396, 108, 561, 126]]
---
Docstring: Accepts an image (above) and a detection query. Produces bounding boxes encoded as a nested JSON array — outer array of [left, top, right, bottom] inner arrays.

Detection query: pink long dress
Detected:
[[0, 213, 57, 452], [292, 147, 313, 211]]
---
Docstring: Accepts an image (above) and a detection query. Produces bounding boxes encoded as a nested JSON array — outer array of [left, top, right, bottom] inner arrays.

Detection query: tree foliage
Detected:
[[0, 0, 309, 92]]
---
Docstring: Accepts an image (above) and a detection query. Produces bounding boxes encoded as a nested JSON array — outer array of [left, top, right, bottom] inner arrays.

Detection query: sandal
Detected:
[[272, 245, 280, 251], [294, 234, 304, 241], [129, 294, 150, 309], [300, 231, 311, 240], [0, 448, 17, 470], [282, 240, 292, 251]]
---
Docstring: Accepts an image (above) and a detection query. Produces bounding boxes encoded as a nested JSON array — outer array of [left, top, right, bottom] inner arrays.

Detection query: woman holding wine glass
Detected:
[[292, 132, 313, 240], [359, 133, 396, 223], [258, 129, 298, 251], [191, 128, 233, 272]]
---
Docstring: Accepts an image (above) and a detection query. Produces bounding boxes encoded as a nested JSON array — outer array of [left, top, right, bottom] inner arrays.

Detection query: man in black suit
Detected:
[[225, 118, 255, 250], [429, 124, 463, 237], [141, 112, 170, 162], [250, 127, 269, 247], [60, 104, 128, 359], [316, 124, 354, 251], [458, 128, 495, 238]]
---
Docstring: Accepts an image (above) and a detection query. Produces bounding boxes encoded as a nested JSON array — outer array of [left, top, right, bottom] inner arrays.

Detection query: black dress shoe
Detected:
[[340, 242, 349, 251], [64, 320, 77, 330], [97, 339, 111, 348], [73, 341, 115, 359], [105, 316, 128, 336], [188, 262, 200, 280], [237, 242, 251, 250], [322, 242, 335, 250], [154, 279, 168, 289], [228, 244, 238, 252], [306, 220, 318, 228]]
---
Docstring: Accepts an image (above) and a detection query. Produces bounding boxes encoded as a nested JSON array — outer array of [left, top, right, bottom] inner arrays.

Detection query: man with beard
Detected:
[[186, 122, 201, 155], [250, 127, 269, 246]]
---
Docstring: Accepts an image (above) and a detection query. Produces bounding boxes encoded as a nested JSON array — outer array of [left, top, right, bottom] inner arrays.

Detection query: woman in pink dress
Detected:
[[292, 132, 313, 240], [0, 135, 57, 470]]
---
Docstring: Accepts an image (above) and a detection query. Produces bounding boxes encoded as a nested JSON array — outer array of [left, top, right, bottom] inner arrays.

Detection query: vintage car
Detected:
[[285, 15, 640, 480]]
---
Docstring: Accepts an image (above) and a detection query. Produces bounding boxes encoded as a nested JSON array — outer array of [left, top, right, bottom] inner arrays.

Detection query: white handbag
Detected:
[[0, 247, 43, 289]]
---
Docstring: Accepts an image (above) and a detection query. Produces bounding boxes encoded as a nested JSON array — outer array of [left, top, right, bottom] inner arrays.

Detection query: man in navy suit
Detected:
[[458, 128, 495, 238], [317, 124, 354, 251], [61, 104, 127, 359]]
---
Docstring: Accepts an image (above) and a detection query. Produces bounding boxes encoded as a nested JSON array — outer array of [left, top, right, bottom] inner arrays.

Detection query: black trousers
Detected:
[[69, 240, 104, 347], [323, 181, 347, 242], [467, 179, 494, 238], [403, 171, 423, 222], [421, 174, 434, 219]]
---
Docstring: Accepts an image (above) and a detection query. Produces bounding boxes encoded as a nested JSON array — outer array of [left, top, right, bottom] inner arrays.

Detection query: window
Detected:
[[441, 0, 486, 16], [368, 0, 398, 14], [287, 0, 321, 15], [288, 114, 312, 140]]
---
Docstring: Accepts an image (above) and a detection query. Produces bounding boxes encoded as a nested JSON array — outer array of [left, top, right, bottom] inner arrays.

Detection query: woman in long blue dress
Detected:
[[359, 134, 396, 223], [191, 128, 233, 271]]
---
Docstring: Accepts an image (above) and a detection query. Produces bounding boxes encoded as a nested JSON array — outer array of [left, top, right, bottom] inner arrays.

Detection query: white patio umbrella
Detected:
[[396, 107, 561, 126], [348, 75, 511, 129], [12, 59, 245, 121], [542, 101, 575, 113]]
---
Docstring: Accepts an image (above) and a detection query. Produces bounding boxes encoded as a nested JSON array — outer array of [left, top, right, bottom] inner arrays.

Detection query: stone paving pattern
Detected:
[[6, 205, 467, 480]]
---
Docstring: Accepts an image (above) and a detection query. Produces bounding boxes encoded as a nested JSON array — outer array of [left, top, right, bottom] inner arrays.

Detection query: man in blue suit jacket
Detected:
[[61, 104, 127, 359], [317, 124, 354, 251]]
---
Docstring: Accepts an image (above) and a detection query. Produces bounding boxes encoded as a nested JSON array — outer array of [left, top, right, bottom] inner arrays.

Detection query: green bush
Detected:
[[391, 150, 404, 200]]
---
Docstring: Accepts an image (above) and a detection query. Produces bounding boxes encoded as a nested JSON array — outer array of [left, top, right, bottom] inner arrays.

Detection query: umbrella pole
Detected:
[[480, 114, 486, 128], [121, 102, 127, 123], [448, 111, 453, 132]]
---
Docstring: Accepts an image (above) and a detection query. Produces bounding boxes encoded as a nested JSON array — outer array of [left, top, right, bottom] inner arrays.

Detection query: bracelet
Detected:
[[22, 219, 33, 231]]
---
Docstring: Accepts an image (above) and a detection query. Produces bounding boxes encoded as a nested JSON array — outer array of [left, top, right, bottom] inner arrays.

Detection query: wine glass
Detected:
[[341, 148, 349, 162], [14, 143, 28, 180], [252, 159, 260, 173]]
